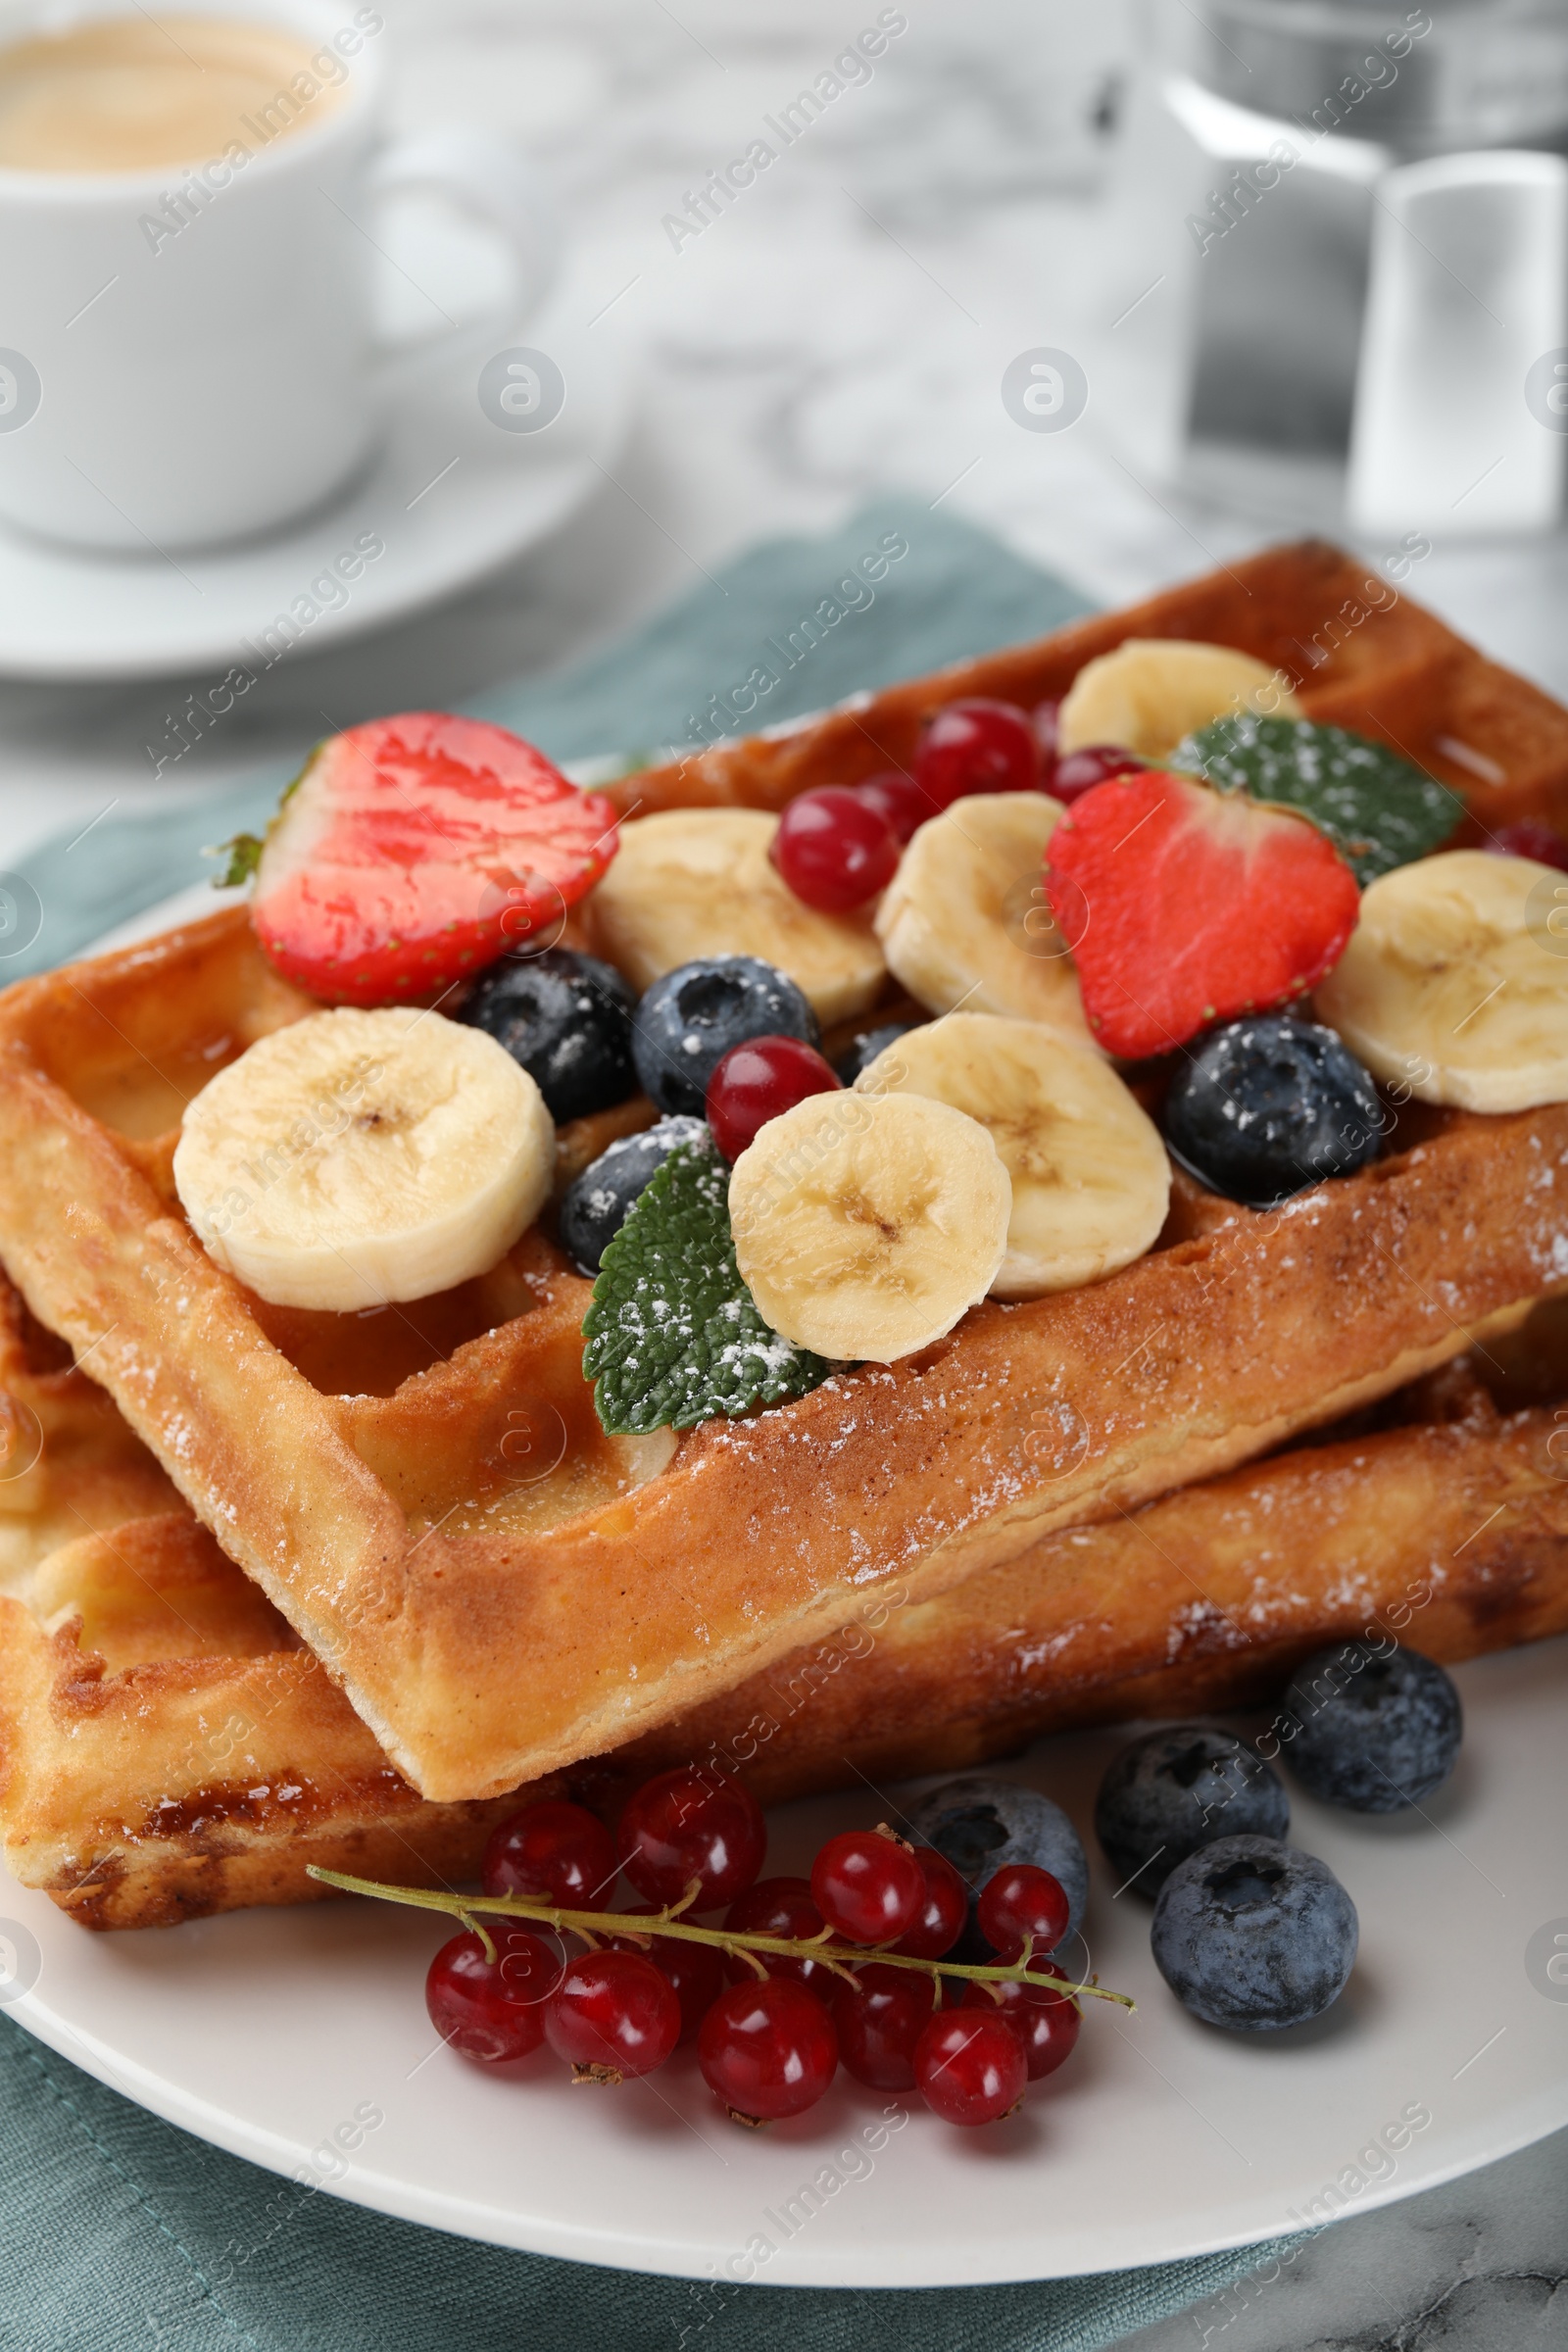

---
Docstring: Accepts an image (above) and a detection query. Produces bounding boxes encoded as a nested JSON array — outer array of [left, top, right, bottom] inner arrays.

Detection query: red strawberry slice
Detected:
[[1045, 768, 1358, 1061], [249, 713, 618, 1005]]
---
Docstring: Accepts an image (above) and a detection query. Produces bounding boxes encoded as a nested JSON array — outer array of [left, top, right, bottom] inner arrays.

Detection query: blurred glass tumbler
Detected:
[[0, 2, 555, 552], [1095, 0, 1568, 534]]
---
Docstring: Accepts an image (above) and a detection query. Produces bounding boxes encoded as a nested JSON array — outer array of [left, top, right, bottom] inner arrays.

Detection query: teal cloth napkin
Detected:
[[6, 497, 1091, 979], [0, 501, 1303, 2347]]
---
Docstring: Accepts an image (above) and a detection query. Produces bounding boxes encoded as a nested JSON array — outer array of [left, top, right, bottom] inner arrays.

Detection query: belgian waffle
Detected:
[[4, 1274, 1564, 1929], [1, 542, 1566, 1805]]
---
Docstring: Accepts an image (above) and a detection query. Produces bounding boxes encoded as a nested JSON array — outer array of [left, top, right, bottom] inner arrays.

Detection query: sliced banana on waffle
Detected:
[[873, 793, 1096, 1045], [174, 1008, 555, 1311], [589, 808, 884, 1024], [1314, 850, 1568, 1113], [729, 1091, 1009, 1361], [1057, 639, 1300, 760], [858, 1012, 1169, 1298]]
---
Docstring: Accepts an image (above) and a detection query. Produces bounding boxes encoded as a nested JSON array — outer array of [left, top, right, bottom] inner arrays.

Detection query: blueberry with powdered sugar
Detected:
[[834, 1020, 915, 1086], [631, 956, 819, 1116], [1162, 1012, 1383, 1208], [559, 1117, 707, 1273], [459, 948, 636, 1123]]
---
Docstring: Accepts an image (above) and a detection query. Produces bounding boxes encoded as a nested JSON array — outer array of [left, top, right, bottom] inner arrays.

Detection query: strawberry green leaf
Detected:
[[1170, 715, 1462, 885], [582, 1135, 830, 1435], [208, 832, 264, 889]]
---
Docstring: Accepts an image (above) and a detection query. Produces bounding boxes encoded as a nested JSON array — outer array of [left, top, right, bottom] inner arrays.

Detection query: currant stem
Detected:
[[304, 1865, 1135, 2011]]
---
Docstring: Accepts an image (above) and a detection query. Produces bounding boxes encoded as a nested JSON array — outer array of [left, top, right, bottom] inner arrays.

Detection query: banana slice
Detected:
[[589, 808, 884, 1024], [174, 1007, 555, 1310], [1314, 850, 1568, 1113], [729, 1091, 1009, 1361], [873, 793, 1096, 1045], [1057, 639, 1300, 760], [858, 1013, 1169, 1298]]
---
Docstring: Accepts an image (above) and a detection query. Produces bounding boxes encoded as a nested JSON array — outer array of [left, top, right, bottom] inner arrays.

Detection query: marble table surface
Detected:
[[1, 3, 1564, 2339]]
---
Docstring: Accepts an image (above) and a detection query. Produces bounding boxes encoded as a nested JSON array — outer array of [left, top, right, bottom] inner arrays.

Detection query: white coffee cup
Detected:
[[0, 0, 555, 552]]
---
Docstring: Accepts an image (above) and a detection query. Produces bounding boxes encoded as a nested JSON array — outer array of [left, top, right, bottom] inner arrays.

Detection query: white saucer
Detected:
[[8, 1638, 1568, 2285], [0, 266, 631, 681]]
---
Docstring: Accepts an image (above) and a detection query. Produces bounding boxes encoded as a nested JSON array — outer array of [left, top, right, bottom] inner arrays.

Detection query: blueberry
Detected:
[[1151, 1835, 1357, 2032], [1281, 1642, 1462, 1813], [558, 1116, 708, 1273], [1095, 1727, 1289, 1895], [632, 956, 819, 1117], [460, 949, 636, 1124], [834, 1021, 915, 1086], [906, 1776, 1088, 1949], [1163, 1013, 1384, 1208]]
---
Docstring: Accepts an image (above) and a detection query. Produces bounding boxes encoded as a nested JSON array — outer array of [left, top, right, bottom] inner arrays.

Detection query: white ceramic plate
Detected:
[[0, 257, 631, 680], [9, 895, 1566, 2283], [7, 1635, 1567, 2286]]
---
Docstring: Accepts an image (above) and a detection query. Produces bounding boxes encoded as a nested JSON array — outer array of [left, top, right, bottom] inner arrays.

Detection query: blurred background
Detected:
[[6, 0, 1568, 875]]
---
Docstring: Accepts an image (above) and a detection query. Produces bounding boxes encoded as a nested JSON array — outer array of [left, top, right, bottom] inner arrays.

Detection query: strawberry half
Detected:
[[247, 713, 618, 1005], [1045, 768, 1358, 1061]]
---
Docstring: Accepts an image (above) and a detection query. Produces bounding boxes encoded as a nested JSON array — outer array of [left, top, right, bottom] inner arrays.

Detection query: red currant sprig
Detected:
[[312, 1780, 1131, 2132], [313, 1855, 1121, 2005], [309, 1853, 1130, 2121]]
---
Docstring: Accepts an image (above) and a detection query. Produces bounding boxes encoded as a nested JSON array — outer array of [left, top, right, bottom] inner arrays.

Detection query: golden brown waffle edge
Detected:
[[3, 1286, 1565, 1930]]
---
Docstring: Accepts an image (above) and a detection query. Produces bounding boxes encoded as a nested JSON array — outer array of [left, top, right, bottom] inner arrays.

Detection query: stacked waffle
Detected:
[[3, 540, 1567, 1930]]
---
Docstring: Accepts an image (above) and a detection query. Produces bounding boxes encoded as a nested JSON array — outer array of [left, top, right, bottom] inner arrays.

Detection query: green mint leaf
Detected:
[[582, 1136, 830, 1435], [207, 832, 263, 889], [1170, 715, 1462, 885]]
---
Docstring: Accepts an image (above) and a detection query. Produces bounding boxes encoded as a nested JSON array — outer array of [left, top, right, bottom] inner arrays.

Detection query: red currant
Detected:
[[914, 699, 1039, 808], [721, 1877, 835, 1997], [425, 1926, 560, 2063], [1034, 698, 1062, 771], [962, 1972, 1081, 2080], [810, 1830, 924, 1946], [772, 786, 901, 911], [1487, 819, 1568, 872], [617, 1766, 766, 1910], [892, 1847, 968, 1959], [914, 2008, 1027, 2126], [544, 1948, 680, 2082], [612, 1908, 725, 2043], [976, 1863, 1070, 1959], [1052, 745, 1148, 806], [698, 1977, 838, 2124], [706, 1036, 841, 1163], [853, 771, 931, 845], [481, 1798, 617, 1907], [832, 1962, 935, 2090]]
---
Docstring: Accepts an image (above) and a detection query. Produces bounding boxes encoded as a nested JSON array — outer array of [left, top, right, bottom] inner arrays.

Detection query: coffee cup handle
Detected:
[[362, 127, 558, 373]]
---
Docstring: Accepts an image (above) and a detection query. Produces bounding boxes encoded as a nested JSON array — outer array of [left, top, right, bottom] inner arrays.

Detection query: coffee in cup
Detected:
[[0, 15, 342, 174]]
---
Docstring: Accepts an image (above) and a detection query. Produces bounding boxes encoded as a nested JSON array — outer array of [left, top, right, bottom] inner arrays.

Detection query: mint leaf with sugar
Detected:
[[1171, 714, 1462, 885], [582, 1135, 830, 1435]]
